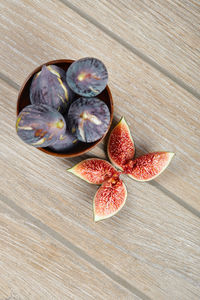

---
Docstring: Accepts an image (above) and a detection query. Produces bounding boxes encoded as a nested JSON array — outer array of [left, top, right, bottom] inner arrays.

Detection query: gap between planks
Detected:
[[59, 0, 200, 101], [0, 193, 151, 300], [0, 73, 20, 90], [1, 72, 199, 219]]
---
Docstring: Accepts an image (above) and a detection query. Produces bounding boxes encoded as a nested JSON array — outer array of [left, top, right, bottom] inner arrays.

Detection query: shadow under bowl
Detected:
[[17, 59, 114, 158]]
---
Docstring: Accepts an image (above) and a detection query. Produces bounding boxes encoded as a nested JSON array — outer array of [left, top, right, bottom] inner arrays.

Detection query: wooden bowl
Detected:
[[17, 59, 114, 158]]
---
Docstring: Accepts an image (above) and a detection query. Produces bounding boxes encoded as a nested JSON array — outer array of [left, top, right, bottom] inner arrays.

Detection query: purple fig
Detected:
[[49, 129, 78, 153], [45, 65, 66, 80], [16, 104, 66, 147], [67, 97, 110, 143], [30, 65, 74, 113], [66, 57, 108, 97]]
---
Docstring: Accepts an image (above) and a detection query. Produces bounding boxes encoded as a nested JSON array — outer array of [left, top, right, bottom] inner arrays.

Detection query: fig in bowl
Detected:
[[67, 97, 110, 143], [16, 104, 66, 147], [16, 59, 113, 157], [30, 65, 75, 114], [49, 129, 78, 153], [66, 57, 108, 97]]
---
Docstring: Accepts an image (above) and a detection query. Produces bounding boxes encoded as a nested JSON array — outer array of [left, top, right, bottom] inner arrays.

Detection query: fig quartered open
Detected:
[[107, 117, 135, 170], [93, 177, 127, 222], [68, 158, 126, 221], [108, 117, 174, 181], [124, 152, 174, 181], [68, 158, 119, 185]]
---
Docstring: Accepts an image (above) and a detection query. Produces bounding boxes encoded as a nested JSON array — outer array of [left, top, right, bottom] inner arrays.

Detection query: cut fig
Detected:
[[124, 152, 174, 181], [68, 158, 118, 184], [93, 177, 127, 222], [107, 117, 135, 170]]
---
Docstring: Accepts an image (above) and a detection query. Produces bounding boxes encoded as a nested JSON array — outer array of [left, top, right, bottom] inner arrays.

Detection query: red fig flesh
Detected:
[[68, 158, 118, 184], [124, 152, 174, 181], [107, 117, 135, 170], [93, 177, 127, 222]]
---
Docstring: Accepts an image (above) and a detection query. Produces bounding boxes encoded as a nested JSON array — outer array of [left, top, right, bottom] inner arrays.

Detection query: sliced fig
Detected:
[[93, 177, 127, 222], [124, 152, 174, 181], [107, 117, 135, 170], [68, 158, 118, 184]]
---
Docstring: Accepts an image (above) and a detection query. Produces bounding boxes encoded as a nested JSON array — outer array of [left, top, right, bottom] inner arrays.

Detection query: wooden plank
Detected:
[[1, 80, 200, 300], [0, 200, 136, 300], [71, 0, 200, 95], [0, 0, 200, 210]]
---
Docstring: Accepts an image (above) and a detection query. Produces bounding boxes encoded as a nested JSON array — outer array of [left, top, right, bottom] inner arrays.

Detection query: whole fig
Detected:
[[66, 57, 108, 97], [49, 129, 78, 153], [16, 104, 66, 147], [30, 65, 74, 113], [67, 97, 110, 143]]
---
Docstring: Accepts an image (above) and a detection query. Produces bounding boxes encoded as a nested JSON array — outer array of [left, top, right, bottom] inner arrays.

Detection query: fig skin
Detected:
[[30, 65, 75, 113], [67, 97, 110, 143], [16, 104, 66, 148], [66, 57, 108, 97], [49, 129, 78, 153]]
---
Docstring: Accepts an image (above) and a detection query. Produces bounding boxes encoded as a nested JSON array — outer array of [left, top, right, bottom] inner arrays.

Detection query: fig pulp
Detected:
[[30, 65, 74, 113], [93, 177, 127, 222], [124, 152, 174, 181], [16, 104, 66, 147], [107, 117, 174, 181], [66, 57, 108, 97], [68, 97, 110, 143], [68, 158, 118, 184], [68, 158, 126, 221], [107, 117, 135, 170], [67, 118, 174, 221]]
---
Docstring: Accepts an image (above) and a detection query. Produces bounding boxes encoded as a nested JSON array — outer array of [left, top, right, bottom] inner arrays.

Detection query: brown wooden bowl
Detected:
[[17, 59, 114, 158]]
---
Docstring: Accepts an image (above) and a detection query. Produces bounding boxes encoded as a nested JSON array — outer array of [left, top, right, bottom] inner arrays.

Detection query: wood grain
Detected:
[[0, 200, 138, 300], [71, 0, 200, 95], [1, 80, 200, 300], [0, 0, 200, 210]]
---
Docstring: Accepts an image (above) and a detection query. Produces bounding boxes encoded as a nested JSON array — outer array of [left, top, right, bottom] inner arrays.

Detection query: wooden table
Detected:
[[0, 1, 200, 299]]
